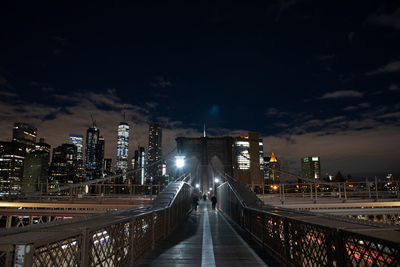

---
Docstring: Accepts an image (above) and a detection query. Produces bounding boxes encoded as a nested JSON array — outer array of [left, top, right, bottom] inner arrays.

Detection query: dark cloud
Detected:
[[0, 90, 17, 98], [368, 8, 400, 30], [150, 76, 173, 88], [366, 60, 400, 75], [320, 90, 363, 99], [388, 84, 399, 91]]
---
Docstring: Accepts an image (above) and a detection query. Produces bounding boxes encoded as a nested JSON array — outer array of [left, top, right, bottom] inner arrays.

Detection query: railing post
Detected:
[[152, 212, 156, 249], [129, 218, 136, 265], [375, 176, 378, 201], [6, 215, 12, 228], [81, 228, 90, 267], [164, 209, 168, 238], [283, 218, 291, 262], [338, 183, 342, 199], [14, 244, 33, 267], [367, 180, 371, 199], [334, 230, 345, 266], [344, 182, 347, 202]]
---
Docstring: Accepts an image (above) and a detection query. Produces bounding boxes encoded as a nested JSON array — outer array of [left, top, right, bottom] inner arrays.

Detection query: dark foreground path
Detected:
[[137, 201, 268, 267]]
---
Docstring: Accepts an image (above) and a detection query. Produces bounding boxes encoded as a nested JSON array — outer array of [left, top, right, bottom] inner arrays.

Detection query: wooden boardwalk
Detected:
[[137, 201, 268, 267]]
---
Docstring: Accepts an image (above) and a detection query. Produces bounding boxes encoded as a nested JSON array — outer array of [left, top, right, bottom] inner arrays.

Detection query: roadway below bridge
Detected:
[[0, 197, 153, 228]]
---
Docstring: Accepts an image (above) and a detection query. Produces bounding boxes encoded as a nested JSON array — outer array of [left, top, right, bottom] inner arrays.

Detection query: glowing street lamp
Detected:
[[214, 178, 220, 183], [175, 155, 185, 169], [195, 184, 200, 188]]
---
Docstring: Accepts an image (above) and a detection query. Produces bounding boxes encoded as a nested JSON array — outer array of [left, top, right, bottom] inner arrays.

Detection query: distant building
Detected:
[[69, 134, 84, 181], [68, 134, 83, 160], [99, 136, 105, 171], [259, 140, 264, 170], [50, 144, 77, 184], [301, 156, 321, 182], [35, 138, 51, 153], [267, 152, 280, 184], [263, 156, 270, 180], [85, 125, 103, 180], [12, 122, 37, 152], [147, 123, 162, 183], [22, 138, 50, 193], [104, 158, 112, 174], [116, 122, 129, 174], [22, 150, 50, 193], [134, 147, 146, 185], [0, 141, 26, 194], [233, 133, 264, 185]]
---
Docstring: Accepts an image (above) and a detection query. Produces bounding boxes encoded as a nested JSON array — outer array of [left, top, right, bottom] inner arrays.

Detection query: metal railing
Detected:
[[246, 180, 400, 204], [217, 180, 400, 267], [0, 181, 193, 266]]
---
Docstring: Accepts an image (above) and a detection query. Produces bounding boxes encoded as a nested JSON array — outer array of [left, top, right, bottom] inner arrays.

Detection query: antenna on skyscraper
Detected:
[[90, 114, 96, 126], [123, 112, 126, 123], [203, 123, 206, 137]]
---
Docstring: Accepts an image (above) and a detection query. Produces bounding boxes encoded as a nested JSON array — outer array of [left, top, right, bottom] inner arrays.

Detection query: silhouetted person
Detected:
[[211, 196, 217, 210], [203, 194, 207, 201], [192, 196, 199, 211]]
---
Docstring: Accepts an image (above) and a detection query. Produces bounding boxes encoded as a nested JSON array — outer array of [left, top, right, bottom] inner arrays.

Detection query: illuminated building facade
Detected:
[[233, 133, 264, 184], [69, 134, 83, 160], [69, 134, 84, 181], [12, 122, 37, 152], [85, 125, 103, 180], [301, 156, 321, 181], [50, 144, 77, 184], [116, 122, 129, 173], [134, 147, 146, 185], [147, 123, 162, 182], [267, 152, 280, 183], [104, 158, 112, 175], [22, 138, 50, 193], [0, 141, 26, 194]]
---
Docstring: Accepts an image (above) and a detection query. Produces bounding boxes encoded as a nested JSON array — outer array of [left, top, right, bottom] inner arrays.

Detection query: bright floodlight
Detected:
[[195, 184, 200, 188], [209, 187, 212, 191], [214, 178, 220, 183], [175, 155, 185, 168]]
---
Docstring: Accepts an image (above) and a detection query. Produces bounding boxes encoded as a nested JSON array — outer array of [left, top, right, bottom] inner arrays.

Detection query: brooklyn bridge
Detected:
[[1, 135, 399, 266]]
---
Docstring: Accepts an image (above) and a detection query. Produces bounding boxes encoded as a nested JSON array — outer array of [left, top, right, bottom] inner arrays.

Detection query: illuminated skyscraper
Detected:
[[233, 133, 264, 184], [69, 134, 84, 181], [147, 123, 162, 182], [69, 134, 83, 160], [12, 122, 37, 152], [22, 138, 50, 193], [0, 141, 26, 194], [116, 121, 129, 173], [301, 156, 321, 181], [85, 125, 103, 180], [50, 144, 77, 184], [268, 152, 280, 183], [134, 147, 146, 185]]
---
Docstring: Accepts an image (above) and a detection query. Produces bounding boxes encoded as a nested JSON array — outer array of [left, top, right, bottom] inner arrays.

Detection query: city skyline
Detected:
[[0, 2, 399, 178]]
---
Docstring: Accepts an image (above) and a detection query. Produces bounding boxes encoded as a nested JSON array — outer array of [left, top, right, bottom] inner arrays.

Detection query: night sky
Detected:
[[1, 1, 399, 179]]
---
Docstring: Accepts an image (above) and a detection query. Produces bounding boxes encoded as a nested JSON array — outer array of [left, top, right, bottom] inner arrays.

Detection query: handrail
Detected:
[[0, 181, 194, 267], [217, 179, 400, 267]]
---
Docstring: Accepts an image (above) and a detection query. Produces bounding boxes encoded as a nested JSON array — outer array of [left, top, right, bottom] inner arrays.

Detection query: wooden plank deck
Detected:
[[137, 201, 268, 267]]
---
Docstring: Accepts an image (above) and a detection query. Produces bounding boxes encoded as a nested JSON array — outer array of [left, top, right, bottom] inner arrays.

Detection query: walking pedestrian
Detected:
[[211, 195, 217, 210], [192, 196, 199, 211]]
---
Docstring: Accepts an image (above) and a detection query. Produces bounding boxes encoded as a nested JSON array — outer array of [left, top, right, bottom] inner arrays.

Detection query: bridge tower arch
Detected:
[[176, 136, 234, 193]]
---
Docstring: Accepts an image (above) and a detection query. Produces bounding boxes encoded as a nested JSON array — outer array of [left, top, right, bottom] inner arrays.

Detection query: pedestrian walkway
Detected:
[[137, 201, 268, 267]]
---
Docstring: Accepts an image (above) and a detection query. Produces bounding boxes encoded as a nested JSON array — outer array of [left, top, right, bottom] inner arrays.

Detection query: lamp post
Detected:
[[214, 177, 220, 194], [175, 155, 185, 181]]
